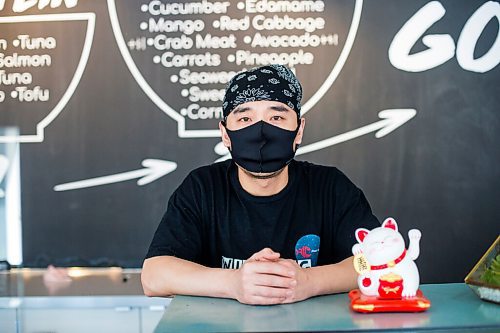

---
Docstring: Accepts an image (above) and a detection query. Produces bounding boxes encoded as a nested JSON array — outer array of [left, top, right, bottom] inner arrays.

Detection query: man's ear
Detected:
[[294, 117, 306, 147], [219, 121, 231, 150]]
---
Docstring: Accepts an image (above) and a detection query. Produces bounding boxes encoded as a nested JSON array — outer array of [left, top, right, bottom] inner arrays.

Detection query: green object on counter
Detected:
[[481, 254, 500, 286]]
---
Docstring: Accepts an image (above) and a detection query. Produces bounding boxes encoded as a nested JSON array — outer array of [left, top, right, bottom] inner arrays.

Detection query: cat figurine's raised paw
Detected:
[[352, 217, 421, 298]]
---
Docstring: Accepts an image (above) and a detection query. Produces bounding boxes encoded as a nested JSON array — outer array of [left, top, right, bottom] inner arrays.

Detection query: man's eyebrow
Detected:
[[232, 104, 292, 114], [232, 106, 251, 114], [269, 105, 292, 112]]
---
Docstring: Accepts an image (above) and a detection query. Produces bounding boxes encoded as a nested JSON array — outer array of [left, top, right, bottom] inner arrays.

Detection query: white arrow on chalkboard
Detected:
[[214, 108, 417, 161], [54, 159, 177, 192], [296, 108, 417, 155]]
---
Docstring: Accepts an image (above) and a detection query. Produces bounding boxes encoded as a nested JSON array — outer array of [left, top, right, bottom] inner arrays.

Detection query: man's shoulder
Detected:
[[172, 160, 232, 197]]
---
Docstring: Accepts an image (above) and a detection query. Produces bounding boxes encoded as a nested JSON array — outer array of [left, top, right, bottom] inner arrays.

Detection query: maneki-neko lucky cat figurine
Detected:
[[352, 217, 421, 299]]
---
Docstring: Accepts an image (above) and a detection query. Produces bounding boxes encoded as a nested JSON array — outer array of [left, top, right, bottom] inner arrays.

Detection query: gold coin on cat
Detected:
[[353, 253, 370, 274]]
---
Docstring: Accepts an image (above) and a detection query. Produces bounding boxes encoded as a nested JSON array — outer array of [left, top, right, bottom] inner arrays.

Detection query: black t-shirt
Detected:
[[146, 160, 380, 268]]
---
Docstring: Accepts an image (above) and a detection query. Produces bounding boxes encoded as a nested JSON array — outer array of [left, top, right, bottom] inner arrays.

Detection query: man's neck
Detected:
[[237, 166, 289, 196]]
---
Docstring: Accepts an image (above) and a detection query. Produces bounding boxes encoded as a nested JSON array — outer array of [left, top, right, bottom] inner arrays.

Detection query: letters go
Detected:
[[389, 1, 500, 73]]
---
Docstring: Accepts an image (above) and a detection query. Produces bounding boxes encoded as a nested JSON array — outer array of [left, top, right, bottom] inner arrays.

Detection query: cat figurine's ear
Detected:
[[355, 228, 369, 243], [382, 217, 398, 231]]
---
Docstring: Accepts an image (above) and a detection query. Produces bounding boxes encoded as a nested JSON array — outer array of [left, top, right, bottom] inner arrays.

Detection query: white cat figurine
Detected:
[[352, 218, 421, 298]]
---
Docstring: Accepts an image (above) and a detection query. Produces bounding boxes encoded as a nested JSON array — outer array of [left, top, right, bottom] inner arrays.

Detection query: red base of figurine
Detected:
[[349, 289, 431, 313]]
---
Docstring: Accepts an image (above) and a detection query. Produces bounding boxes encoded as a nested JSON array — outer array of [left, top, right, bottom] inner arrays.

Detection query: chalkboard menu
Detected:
[[0, 0, 498, 283]]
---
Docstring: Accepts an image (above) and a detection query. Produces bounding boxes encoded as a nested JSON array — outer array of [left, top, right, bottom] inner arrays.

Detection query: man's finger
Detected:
[[252, 285, 291, 299], [257, 253, 280, 261], [249, 261, 295, 277], [242, 295, 286, 305], [248, 248, 280, 261], [276, 259, 299, 268], [253, 273, 295, 288]]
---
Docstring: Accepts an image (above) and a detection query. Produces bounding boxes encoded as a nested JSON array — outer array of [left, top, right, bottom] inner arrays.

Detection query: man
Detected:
[[142, 64, 379, 305]]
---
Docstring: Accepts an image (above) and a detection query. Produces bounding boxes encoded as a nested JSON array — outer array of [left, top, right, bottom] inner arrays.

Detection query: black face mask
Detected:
[[225, 121, 299, 173]]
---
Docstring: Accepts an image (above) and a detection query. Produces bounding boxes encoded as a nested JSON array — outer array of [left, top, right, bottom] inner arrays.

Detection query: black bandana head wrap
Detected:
[[222, 64, 303, 118]]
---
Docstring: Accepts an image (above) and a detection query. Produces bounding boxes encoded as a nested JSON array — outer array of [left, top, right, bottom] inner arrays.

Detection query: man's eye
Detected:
[[271, 116, 283, 121], [239, 117, 251, 122]]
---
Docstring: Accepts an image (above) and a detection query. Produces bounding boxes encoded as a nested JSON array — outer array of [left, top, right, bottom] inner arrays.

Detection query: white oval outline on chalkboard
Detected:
[[0, 13, 96, 143], [107, 0, 363, 138]]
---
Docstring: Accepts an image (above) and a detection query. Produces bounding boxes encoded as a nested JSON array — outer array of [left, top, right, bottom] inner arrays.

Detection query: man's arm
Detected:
[[141, 256, 232, 298], [308, 256, 358, 295], [141, 250, 297, 305]]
